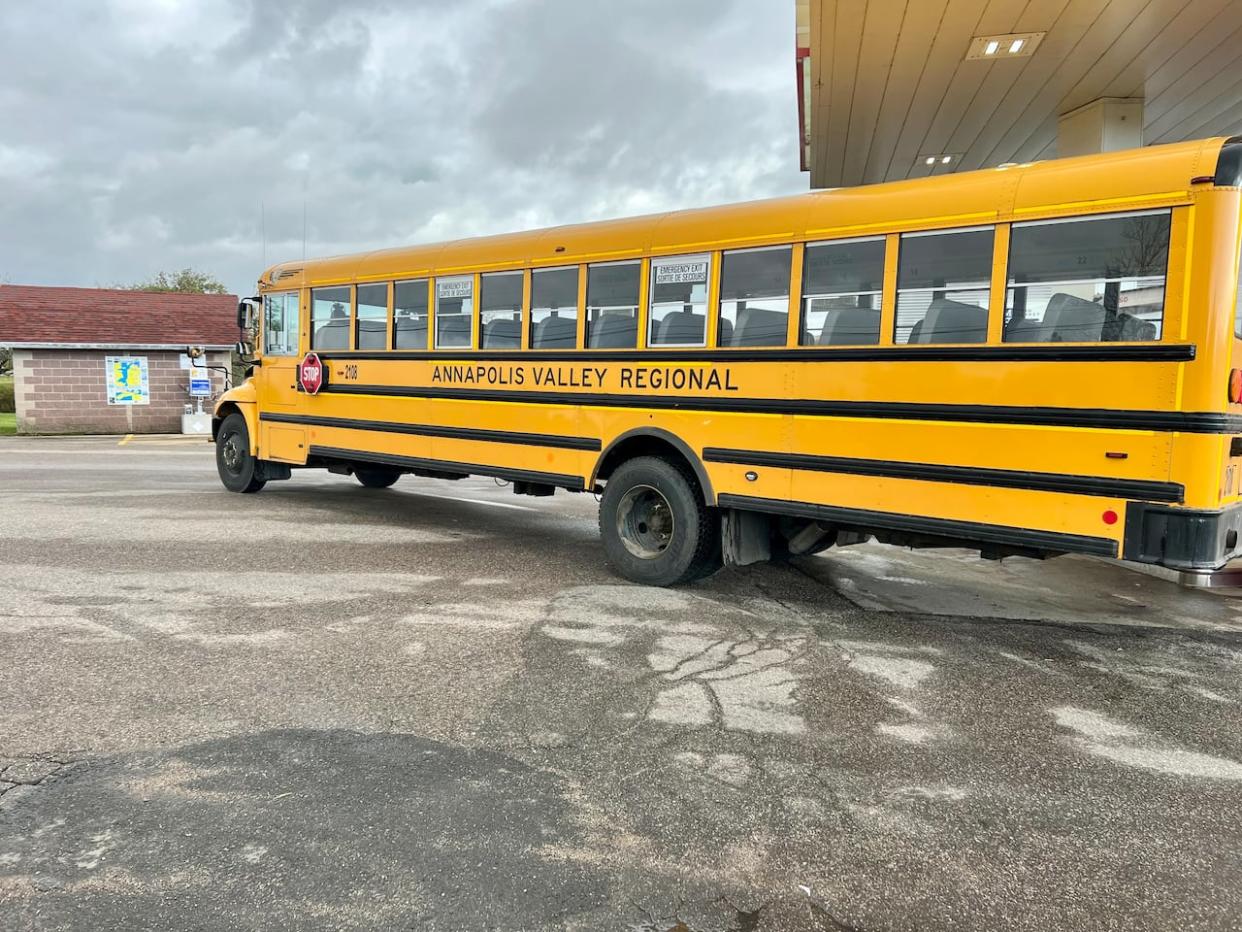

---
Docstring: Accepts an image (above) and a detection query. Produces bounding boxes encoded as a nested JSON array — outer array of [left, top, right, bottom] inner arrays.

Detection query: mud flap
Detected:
[[722, 508, 772, 567]]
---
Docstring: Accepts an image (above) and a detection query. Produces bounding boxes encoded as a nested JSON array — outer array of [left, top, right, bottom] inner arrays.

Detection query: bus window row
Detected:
[[292, 207, 1171, 354]]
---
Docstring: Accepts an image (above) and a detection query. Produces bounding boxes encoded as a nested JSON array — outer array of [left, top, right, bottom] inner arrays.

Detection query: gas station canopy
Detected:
[[795, 0, 1242, 187]]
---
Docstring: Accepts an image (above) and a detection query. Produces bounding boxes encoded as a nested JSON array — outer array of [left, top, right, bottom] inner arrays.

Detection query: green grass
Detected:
[[0, 412, 15, 436]]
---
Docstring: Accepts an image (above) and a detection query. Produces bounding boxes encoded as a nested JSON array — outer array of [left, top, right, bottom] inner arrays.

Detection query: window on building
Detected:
[[717, 246, 791, 347], [393, 279, 429, 350], [1005, 210, 1171, 343], [801, 237, 885, 346], [894, 228, 993, 344], [586, 261, 640, 349], [479, 271, 523, 349], [355, 282, 388, 350], [311, 286, 351, 350], [435, 276, 474, 349], [262, 292, 300, 356], [649, 254, 710, 346], [531, 267, 579, 349]]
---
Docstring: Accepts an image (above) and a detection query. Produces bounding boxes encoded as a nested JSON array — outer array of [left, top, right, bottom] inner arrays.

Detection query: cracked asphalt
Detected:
[[2, 435, 1242, 931]]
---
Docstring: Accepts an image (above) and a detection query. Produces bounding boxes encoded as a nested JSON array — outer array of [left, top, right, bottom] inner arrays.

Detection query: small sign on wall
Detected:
[[105, 356, 150, 405]]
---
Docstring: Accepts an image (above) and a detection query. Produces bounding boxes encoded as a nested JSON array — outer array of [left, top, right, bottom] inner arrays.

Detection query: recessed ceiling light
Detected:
[[917, 153, 962, 172], [966, 32, 1044, 60]]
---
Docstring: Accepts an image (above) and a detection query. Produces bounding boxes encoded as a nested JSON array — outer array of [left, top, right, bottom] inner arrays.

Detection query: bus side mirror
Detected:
[[237, 297, 259, 330]]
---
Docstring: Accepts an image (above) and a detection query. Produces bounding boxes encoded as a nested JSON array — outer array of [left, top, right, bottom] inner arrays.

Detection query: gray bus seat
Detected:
[[918, 298, 987, 343], [730, 307, 786, 346], [533, 315, 576, 348]]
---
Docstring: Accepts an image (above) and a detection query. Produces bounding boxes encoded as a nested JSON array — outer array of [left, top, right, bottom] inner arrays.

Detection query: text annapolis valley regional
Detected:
[[430, 364, 739, 391]]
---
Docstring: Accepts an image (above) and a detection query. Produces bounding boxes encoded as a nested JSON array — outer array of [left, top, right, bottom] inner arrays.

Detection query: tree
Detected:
[[125, 268, 228, 294], [0, 348, 11, 377]]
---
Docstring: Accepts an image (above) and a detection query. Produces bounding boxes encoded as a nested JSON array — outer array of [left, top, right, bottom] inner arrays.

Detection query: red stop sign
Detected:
[[299, 352, 325, 395]]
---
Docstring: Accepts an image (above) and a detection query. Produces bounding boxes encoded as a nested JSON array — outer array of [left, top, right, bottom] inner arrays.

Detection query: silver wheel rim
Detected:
[[221, 432, 243, 474], [616, 484, 675, 560]]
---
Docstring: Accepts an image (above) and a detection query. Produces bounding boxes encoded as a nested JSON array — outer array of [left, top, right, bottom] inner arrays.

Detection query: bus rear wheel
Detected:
[[354, 466, 401, 489], [216, 412, 266, 494], [599, 456, 720, 586]]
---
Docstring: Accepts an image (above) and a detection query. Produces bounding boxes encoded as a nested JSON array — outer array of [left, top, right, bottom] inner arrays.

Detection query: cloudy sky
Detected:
[[1, 0, 805, 296]]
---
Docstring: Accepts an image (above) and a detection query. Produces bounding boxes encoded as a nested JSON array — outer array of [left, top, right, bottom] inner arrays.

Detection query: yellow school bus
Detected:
[[213, 136, 1242, 585]]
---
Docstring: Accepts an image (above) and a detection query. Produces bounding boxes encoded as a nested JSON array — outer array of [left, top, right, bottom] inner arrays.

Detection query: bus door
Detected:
[[259, 291, 303, 411]]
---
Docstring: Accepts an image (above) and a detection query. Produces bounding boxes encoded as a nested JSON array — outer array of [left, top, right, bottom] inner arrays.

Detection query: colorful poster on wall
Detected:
[[105, 356, 150, 405]]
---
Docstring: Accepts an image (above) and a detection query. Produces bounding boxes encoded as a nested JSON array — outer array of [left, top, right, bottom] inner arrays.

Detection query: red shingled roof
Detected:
[[0, 285, 239, 347]]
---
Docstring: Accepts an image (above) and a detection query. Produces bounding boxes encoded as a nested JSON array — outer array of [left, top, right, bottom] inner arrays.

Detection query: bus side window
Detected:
[[801, 237, 884, 346], [311, 286, 351, 350], [894, 228, 993, 345], [394, 279, 429, 350], [586, 262, 640, 348], [649, 254, 711, 347], [531, 267, 579, 349], [435, 276, 474, 349], [355, 282, 388, 350], [1005, 210, 1170, 343], [479, 271, 523, 349], [717, 246, 791, 347]]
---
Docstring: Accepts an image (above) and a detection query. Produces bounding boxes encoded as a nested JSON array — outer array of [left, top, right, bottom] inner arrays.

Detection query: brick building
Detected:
[[0, 285, 238, 434]]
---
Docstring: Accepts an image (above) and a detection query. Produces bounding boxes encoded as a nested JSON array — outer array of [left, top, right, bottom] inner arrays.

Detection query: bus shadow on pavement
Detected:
[[0, 729, 607, 931]]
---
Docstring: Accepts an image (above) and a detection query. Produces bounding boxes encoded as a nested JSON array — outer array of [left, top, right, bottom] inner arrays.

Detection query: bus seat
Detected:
[[730, 307, 785, 346], [482, 318, 520, 348], [907, 320, 924, 343], [1004, 316, 1053, 343], [437, 314, 471, 346], [357, 318, 386, 349], [394, 315, 428, 349], [1110, 312, 1157, 342], [533, 315, 577, 348], [820, 307, 879, 345], [589, 313, 637, 348], [1043, 293, 1105, 342], [718, 317, 734, 345], [919, 298, 987, 343], [313, 320, 349, 349], [657, 310, 705, 345]]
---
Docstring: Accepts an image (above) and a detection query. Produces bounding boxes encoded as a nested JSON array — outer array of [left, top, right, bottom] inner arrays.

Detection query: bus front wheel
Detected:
[[354, 466, 401, 489], [599, 456, 721, 586], [216, 412, 266, 494]]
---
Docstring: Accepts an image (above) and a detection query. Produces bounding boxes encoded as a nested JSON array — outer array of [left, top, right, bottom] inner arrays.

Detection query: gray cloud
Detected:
[[1, 0, 803, 294]]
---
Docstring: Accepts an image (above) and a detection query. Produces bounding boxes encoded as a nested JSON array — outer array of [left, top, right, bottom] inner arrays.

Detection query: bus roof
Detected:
[[261, 136, 1231, 291]]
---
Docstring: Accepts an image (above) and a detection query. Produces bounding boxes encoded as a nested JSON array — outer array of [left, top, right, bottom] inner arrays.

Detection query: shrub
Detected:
[[0, 377, 14, 414]]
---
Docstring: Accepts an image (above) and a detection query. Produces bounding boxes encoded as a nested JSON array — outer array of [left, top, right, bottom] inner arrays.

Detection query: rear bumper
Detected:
[[1124, 501, 1242, 572]]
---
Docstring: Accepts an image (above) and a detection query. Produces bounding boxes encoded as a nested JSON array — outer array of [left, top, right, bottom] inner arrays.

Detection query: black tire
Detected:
[[354, 466, 401, 489], [215, 412, 266, 494], [599, 456, 721, 586]]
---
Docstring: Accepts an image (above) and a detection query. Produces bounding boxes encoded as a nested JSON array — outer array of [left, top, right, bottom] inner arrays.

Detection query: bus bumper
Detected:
[[1124, 502, 1242, 572]]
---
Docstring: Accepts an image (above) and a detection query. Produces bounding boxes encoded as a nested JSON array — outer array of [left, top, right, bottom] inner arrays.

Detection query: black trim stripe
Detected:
[[320, 384, 1242, 434], [717, 493, 1119, 558], [317, 343, 1195, 364], [704, 447, 1184, 503], [308, 445, 585, 490], [261, 411, 600, 451]]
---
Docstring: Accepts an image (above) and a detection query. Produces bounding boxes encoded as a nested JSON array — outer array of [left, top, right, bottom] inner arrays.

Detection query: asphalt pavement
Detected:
[[2, 434, 1241, 931]]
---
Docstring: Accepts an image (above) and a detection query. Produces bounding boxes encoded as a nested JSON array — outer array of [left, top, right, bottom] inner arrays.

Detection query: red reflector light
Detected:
[[1230, 369, 1242, 404], [1102, 510, 1119, 526]]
